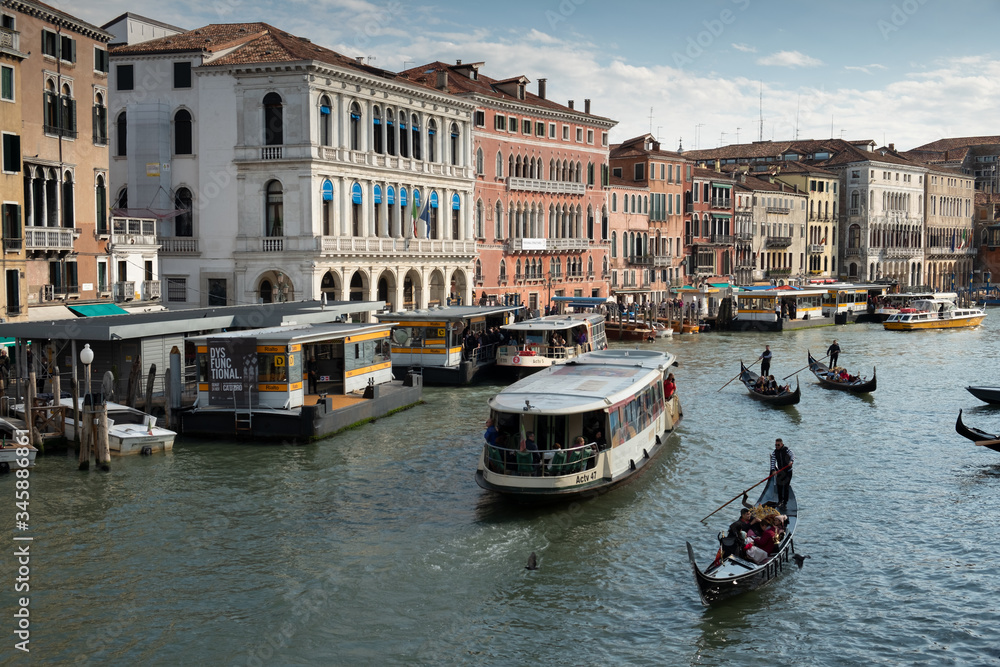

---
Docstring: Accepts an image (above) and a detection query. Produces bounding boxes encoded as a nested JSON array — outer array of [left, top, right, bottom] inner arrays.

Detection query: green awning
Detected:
[[714, 183, 733, 189], [0, 337, 14, 348], [711, 213, 732, 218], [67, 304, 129, 317]]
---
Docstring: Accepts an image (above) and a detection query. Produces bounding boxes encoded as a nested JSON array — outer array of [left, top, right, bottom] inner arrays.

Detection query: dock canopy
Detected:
[[551, 296, 613, 309], [68, 304, 129, 317]]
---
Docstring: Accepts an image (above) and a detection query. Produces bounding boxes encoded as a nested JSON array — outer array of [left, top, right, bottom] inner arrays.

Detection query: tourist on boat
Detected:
[[766, 375, 780, 394], [827, 340, 840, 368], [723, 508, 754, 558], [753, 519, 779, 556], [758, 345, 772, 377], [593, 430, 607, 451], [525, 431, 540, 468], [838, 368, 849, 382], [770, 438, 794, 509], [484, 418, 498, 447], [664, 373, 676, 400]]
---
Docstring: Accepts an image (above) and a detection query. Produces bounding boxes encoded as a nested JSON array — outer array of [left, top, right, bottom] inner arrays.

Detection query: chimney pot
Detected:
[[456, 59, 462, 65], [568, 100, 574, 109], [355, 56, 364, 63], [538, 78, 547, 99], [888, 143, 895, 151], [584, 99, 591, 114], [436, 70, 449, 92]]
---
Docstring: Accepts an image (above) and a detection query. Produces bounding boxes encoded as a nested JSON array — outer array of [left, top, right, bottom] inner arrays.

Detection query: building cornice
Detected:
[[4, 0, 113, 42], [466, 93, 617, 129]]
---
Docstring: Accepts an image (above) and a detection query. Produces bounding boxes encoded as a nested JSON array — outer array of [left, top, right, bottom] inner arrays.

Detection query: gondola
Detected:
[[807, 351, 876, 394], [955, 409, 1000, 453], [965, 386, 1000, 405], [686, 477, 798, 605], [739, 361, 800, 406]]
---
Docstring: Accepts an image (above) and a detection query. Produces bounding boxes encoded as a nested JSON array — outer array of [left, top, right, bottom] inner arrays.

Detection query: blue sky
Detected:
[[74, 0, 1000, 149]]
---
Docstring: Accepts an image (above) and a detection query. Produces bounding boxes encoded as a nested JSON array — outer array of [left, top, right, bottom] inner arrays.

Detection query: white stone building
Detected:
[[108, 22, 477, 309]]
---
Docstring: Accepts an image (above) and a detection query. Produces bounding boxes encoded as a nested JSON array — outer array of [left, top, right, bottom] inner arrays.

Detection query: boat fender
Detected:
[[655, 434, 662, 445], [140, 445, 153, 456], [629, 459, 636, 471], [0, 461, 9, 474], [643, 448, 649, 459]]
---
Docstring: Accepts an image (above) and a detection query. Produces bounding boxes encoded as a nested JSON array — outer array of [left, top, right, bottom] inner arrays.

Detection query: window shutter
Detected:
[[8, 134, 19, 173], [70, 38, 77, 63], [70, 99, 77, 132], [93, 105, 99, 141], [14, 204, 20, 238]]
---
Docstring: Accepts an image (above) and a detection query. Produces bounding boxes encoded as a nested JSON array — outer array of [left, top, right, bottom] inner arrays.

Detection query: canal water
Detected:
[[4, 315, 1000, 665]]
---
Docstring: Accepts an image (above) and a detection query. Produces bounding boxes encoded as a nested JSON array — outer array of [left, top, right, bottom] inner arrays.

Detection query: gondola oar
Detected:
[[717, 358, 760, 392], [699, 462, 793, 523], [782, 353, 828, 381]]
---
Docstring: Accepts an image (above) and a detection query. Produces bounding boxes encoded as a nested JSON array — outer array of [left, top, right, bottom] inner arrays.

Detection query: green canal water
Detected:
[[2, 315, 1000, 665]]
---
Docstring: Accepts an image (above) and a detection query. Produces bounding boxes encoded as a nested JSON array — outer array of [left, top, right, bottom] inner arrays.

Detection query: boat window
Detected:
[[495, 412, 521, 445], [535, 414, 567, 450], [107, 410, 146, 425], [259, 353, 288, 383]]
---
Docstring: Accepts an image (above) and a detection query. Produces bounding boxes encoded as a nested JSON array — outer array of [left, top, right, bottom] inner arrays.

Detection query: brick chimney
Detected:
[[888, 143, 895, 151], [538, 78, 547, 99], [436, 70, 449, 92], [584, 99, 591, 114], [568, 100, 574, 110]]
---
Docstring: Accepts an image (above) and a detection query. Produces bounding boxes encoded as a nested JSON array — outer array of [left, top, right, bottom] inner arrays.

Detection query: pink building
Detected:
[[606, 179, 650, 304], [686, 167, 737, 284], [402, 62, 616, 312]]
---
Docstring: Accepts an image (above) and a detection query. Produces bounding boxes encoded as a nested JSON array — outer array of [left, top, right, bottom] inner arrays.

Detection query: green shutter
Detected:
[[70, 39, 77, 63]]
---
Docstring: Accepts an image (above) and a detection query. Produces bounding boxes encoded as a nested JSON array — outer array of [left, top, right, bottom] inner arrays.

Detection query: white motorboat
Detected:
[[58, 399, 175, 455], [0, 418, 37, 471]]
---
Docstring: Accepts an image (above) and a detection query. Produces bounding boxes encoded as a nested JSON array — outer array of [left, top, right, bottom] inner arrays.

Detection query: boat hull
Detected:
[[955, 409, 1000, 452], [966, 386, 1000, 405], [808, 352, 876, 394], [883, 315, 985, 330], [739, 363, 801, 405]]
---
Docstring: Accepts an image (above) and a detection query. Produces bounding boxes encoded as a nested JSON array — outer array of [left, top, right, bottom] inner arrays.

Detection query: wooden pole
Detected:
[[78, 365, 92, 470], [96, 402, 111, 471], [52, 364, 63, 435], [164, 368, 172, 432], [144, 363, 156, 414]]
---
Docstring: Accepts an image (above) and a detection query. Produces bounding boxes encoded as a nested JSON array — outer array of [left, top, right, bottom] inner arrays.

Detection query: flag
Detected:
[[411, 195, 429, 239], [420, 202, 432, 239]]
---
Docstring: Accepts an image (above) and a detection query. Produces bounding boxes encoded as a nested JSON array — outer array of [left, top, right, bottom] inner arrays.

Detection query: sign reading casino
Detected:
[[208, 337, 258, 407]]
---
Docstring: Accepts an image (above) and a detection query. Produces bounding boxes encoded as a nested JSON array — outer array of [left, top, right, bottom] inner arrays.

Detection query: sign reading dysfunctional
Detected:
[[208, 337, 258, 407]]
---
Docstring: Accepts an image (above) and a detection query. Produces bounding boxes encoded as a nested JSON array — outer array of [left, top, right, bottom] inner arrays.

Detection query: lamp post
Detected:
[[80, 343, 94, 402]]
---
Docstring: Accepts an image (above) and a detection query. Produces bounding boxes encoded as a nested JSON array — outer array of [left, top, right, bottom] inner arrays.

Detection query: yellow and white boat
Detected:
[[883, 298, 986, 331]]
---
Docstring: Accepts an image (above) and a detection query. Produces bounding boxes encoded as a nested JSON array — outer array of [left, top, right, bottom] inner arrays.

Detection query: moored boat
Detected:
[[965, 386, 1000, 405], [955, 410, 1000, 453], [476, 349, 682, 501], [59, 398, 176, 455], [883, 299, 986, 331], [0, 418, 36, 472], [496, 313, 608, 375], [874, 292, 957, 321], [686, 477, 798, 605], [807, 352, 876, 394], [739, 362, 800, 406]]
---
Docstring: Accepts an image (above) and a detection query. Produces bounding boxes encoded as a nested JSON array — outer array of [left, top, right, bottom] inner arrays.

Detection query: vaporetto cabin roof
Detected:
[[489, 350, 675, 415], [502, 313, 604, 332]]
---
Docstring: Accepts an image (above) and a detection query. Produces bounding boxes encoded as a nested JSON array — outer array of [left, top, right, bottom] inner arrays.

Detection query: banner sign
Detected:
[[208, 337, 258, 407]]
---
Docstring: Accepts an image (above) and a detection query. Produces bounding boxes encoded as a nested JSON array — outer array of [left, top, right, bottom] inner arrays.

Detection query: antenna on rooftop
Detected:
[[795, 95, 800, 140], [648, 107, 654, 134], [736, 127, 741, 143], [758, 81, 763, 142]]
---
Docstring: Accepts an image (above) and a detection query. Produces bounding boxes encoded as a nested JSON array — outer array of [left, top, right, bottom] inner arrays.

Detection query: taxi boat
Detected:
[[496, 313, 608, 375], [883, 298, 986, 331], [58, 399, 175, 455], [476, 349, 681, 501]]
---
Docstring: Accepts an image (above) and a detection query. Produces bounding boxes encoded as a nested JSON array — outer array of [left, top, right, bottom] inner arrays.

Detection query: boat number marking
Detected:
[[513, 356, 520, 364], [575, 471, 597, 484]]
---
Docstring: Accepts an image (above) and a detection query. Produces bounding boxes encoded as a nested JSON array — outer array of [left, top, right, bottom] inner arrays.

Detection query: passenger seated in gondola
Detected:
[[754, 376, 767, 392], [838, 368, 850, 382], [753, 519, 779, 556], [766, 375, 780, 394], [722, 507, 754, 559]]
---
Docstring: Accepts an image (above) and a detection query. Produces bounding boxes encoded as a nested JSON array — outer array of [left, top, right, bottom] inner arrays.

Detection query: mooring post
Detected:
[[96, 401, 111, 471]]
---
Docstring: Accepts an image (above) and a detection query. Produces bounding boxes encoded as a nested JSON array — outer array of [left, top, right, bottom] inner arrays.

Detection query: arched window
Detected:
[[263, 92, 283, 145], [451, 193, 461, 240], [386, 109, 396, 156], [411, 114, 421, 160], [398, 111, 409, 158], [499, 261, 507, 283], [476, 148, 484, 175], [476, 199, 484, 239], [475, 259, 483, 283], [265, 180, 283, 236], [516, 259, 522, 280], [612, 193, 617, 212], [319, 95, 332, 146], [372, 106, 383, 154], [175, 187, 193, 237], [496, 151, 503, 178], [587, 162, 594, 186], [260, 279, 273, 304], [174, 109, 192, 155], [349, 102, 361, 151], [495, 201, 503, 240], [611, 231, 617, 258], [351, 182, 363, 236], [95, 174, 108, 234], [322, 179, 334, 236], [450, 123, 460, 166], [116, 110, 127, 156], [427, 119, 437, 162], [116, 186, 128, 211], [62, 171, 74, 227]]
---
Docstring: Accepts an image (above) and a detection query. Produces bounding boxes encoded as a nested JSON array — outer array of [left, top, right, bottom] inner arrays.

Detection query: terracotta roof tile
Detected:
[[910, 136, 1000, 152]]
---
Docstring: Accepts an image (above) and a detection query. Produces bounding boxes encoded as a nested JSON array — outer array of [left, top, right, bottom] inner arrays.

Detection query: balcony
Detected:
[[710, 234, 734, 245], [0, 26, 19, 51], [113, 281, 136, 302], [766, 268, 792, 277], [685, 204, 694, 213], [764, 236, 792, 248], [627, 255, 653, 266], [845, 248, 863, 256], [736, 232, 754, 241], [711, 197, 732, 209], [808, 244, 825, 253], [766, 206, 790, 215], [111, 217, 157, 246], [24, 226, 73, 252], [652, 254, 674, 267], [694, 266, 715, 275], [884, 247, 921, 258], [318, 236, 478, 257], [848, 208, 861, 216], [261, 146, 282, 160], [142, 280, 162, 300], [262, 237, 284, 252], [504, 237, 589, 252], [3, 237, 22, 252], [507, 177, 585, 196], [159, 237, 200, 254]]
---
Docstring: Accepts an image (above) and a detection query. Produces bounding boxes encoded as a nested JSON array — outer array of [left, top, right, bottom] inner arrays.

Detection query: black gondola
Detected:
[[955, 409, 1000, 453], [965, 386, 1000, 405], [807, 351, 876, 394], [739, 361, 800, 406], [686, 477, 798, 605]]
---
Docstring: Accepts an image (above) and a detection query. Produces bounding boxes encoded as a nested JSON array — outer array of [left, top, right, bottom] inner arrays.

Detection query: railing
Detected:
[[884, 247, 921, 258], [24, 226, 73, 251], [711, 197, 731, 208], [3, 237, 22, 252], [471, 343, 498, 366], [766, 207, 790, 215], [262, 237, 284, 252], [627, 255, 653, 266], [764, 236, 792, 248], [808, 244, 825, 253], [142, 280, 161, 300], [766, 268, 792, 276], [736, 232, 754, 241], [710, 234, 734, 244], [845, 248, 863, 256], [507, 177, 586, 195], [504, 237, 590, 252], [0, 26, 19, 51], [44, 124, 77, 139], [848, 208, 861, 216], [318, 236, 477, 255], [483, 443, 600, 478], [111, 217, 157, 245], [261, 146, 282, 160], [93, 133, 108, 147], [685, 204, 694, 213], [159, 237, 199, 254], [652, 254, 673, 266], [926, 245, 977, 256], [113, 281, 135, 302]]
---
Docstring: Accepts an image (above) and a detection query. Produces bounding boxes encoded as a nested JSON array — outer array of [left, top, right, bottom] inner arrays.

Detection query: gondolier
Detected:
[[758, 345, 772, 377], [826, 340, 840, 368], [770, 438, 794, 509]]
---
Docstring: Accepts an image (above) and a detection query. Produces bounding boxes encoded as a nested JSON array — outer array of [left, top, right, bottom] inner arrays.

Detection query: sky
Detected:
[[70, 0, 1000, 151]]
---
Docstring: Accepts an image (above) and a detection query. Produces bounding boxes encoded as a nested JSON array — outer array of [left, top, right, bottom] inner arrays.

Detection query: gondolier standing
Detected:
[[770, 438, 794, 509], [758, 345, 772, 378], [827, 340, 840, 368]]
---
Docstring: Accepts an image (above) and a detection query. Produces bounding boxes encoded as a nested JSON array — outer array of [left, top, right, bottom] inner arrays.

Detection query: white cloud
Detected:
[[732, 43, 756, 53], [756, 51, 823, 68], [844, 63, 888, 75]]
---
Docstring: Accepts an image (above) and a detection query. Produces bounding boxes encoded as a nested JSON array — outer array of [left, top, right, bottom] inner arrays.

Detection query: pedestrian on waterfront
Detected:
[[827, 340, 841, 368], [758, 345, 772, 377], [770, 438, 794, 509]]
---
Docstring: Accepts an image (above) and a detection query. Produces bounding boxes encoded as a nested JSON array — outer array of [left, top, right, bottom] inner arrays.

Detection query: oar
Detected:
[[782, 354, 828, 381], [699, 462, 793, 523], [717, 358, 760, 392], [974, 439, 1000, 447]]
